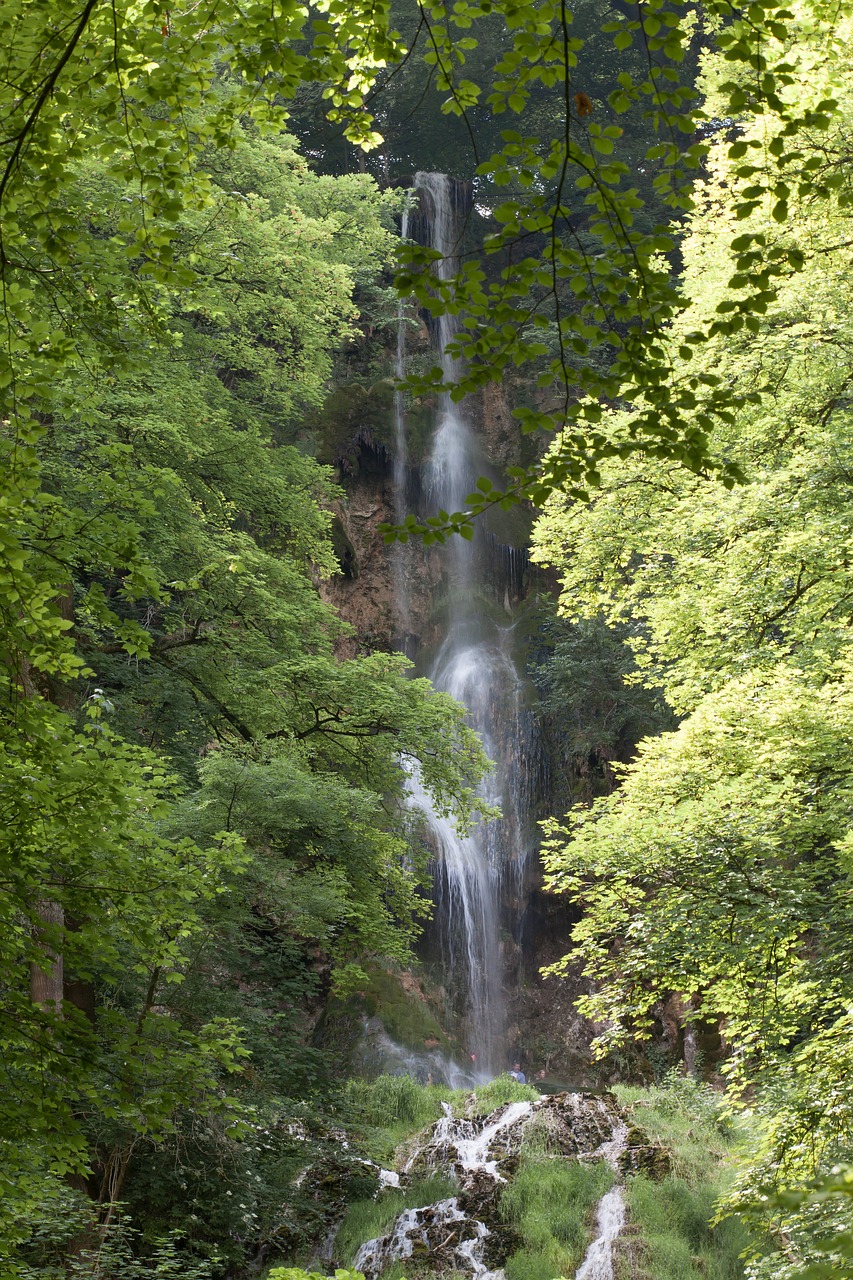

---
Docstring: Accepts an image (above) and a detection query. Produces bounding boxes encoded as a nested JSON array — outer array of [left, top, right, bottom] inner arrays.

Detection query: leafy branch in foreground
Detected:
[[381, 0, 848, 544]]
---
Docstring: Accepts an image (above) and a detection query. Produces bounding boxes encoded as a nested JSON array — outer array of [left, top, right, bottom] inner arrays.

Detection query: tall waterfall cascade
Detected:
[[391, 202, 412, 641], [394, 173, 538, 1076]]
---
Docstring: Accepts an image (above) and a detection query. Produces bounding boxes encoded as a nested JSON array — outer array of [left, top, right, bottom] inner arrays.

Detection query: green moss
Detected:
[[319, 965, 455, 1067], [360, 968, 453, 1055], [308, 381, 395, 466]]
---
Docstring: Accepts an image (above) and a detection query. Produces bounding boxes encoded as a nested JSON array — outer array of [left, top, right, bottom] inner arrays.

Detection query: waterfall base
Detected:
[[350, 1091, 637, 1279]]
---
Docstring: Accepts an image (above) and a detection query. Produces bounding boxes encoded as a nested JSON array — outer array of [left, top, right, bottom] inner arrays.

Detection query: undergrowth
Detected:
[[614, 1071, 740, 1183], [617, 1177, 751, 1280]]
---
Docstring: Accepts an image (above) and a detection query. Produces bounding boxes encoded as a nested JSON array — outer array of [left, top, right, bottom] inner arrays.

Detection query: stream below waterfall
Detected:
[[350, 1090, 632, 1280]]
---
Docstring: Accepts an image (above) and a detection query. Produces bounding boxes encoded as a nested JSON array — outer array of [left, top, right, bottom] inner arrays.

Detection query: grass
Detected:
[[613, 1071, 743, 1184], [343, 1074, 457, 1129], [498, 1116, 614, 1280], [335, 1173, 458, 1267], [617, 1176, 752, 1280], [469, 1074, 541, 1116], [340, 1075, 458, 1164], [612, 1073, 755, 1280], [500, 1157, 613, 1280], [340, 1072, 540, 1165]]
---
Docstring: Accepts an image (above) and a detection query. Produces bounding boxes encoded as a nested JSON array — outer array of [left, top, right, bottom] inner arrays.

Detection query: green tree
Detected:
[[533, 10, 853, 1271], [0, 93, 492, 1276]]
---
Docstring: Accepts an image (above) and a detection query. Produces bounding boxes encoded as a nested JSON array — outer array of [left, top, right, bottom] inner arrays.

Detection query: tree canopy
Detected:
[[0, 24, 495, 1271], [533, 6, 853, 1271]]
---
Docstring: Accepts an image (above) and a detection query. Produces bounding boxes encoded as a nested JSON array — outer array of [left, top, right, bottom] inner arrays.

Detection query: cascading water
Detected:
[[392, 202, 412, 643], [574, 1189, 626, 1280], [394, 201, 411, 519], [350, 1091, 632, 1279], [396, 172, 538, 1075], [574, 1109, 628, 1280]]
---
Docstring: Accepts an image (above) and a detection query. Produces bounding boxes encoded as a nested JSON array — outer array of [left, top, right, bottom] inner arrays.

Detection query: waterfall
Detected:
[[394, 202, 410, 516], [394, 171, 542, 1076], [392, 203, 411, 642]]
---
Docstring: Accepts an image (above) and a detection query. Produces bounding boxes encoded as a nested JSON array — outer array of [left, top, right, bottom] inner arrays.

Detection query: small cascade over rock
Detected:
[[573, 1106, 628, 1280], [351, 1091, 634, 1280], [404, 1099, 532, 1181], [355, 1197, 504, 1280]]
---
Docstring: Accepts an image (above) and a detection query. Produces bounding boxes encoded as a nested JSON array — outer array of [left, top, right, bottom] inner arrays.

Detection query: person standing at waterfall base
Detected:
[[510, 1062, 526, 1084]]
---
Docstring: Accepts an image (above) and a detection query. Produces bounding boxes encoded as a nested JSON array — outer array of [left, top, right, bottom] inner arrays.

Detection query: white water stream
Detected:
[[574, 1114, 628, 1279], [358, 1098, 534, 1279], [451, 1100, 532, 1179], [404, 1098, 533, 1179], [574, 1188, 626, 1280], [354, 1196, 505, 1280]]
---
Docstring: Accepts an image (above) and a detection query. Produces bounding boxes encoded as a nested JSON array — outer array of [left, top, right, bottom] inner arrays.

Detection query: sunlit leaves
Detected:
[[373, 0, 853, 544]]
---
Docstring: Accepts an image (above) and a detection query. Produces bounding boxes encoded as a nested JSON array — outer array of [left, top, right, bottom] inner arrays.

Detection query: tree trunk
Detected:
[[30, 897, 64, 1013]]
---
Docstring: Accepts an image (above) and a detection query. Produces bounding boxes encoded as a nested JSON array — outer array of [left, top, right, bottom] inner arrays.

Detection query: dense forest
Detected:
[[2, 1, 853, 1278]]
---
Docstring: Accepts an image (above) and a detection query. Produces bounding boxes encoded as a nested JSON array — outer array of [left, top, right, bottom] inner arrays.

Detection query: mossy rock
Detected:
[[301, 1155, 380, 1209], [318, 965, 455, 1067], [359, 967, 455, 1055], [619, 1122, 673, 1181]]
